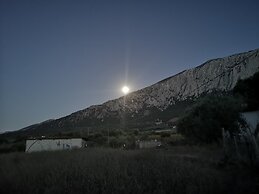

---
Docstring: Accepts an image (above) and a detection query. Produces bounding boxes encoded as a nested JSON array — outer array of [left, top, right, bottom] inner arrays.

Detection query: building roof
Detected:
[[27, 137, 87, 141]]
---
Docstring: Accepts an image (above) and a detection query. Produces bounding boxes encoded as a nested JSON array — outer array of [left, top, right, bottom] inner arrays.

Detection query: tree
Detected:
[[233, 72, 259, 111], [178, 95, 243, 143]]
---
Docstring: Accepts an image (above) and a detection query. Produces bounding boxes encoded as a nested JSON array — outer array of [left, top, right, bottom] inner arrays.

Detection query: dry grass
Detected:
[[0, 146, 258, 194]]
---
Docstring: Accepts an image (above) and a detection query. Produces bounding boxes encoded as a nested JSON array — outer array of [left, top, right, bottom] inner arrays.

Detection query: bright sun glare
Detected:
[[122, 86, 130, 94]]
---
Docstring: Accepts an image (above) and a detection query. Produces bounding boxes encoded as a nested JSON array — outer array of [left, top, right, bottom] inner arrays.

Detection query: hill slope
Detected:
[[4, 49, 259, 136]]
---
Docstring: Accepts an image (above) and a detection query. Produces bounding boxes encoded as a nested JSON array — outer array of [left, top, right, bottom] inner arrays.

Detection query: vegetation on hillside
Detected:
[[177, 96, 243, 143], [177, 72, 259, 143], [0, 73, 258, 194], [233, 72, 259, 111], [1, 72, 258, 151]]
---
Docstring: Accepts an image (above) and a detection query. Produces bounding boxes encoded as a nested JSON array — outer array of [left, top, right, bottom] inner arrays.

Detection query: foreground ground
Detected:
[[0, 146, 258, 194]]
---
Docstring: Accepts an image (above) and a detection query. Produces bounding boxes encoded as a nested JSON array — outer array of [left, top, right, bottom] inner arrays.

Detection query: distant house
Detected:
[[25, 137, 87, 153], [167, 117, 179, 127], [155, 119, 163, 125], [136, 140, 161, 149]]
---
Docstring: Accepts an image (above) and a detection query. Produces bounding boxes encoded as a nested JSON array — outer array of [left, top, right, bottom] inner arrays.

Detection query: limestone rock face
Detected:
[[75, 49, 259, 120], [18, 49, 259, 130]]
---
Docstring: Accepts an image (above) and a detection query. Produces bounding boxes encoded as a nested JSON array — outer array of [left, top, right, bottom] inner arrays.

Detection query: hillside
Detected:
[[3, 49, 259, 137]]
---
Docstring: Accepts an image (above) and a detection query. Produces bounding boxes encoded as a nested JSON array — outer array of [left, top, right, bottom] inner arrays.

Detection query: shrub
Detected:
[[0, 148, 258, 194], [109, 137, 125, 148], [160, 132, 171, 138], [233, 72, 259, 111], [178, 96, 243, 143], [109, 129, 122, 137]]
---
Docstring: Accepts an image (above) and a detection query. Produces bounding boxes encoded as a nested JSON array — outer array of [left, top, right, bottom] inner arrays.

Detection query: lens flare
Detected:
[[122, 86, 130, 94]]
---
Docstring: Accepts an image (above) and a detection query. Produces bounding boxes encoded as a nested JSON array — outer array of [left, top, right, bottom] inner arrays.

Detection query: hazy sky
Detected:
[[1, 0, 259, 132]]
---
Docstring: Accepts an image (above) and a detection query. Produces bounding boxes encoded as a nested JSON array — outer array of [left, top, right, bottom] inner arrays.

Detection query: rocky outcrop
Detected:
[[18, 48, 259, 131], [69, 49, 259, 121]]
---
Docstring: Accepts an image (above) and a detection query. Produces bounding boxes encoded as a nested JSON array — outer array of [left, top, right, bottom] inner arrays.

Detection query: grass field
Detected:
[[0, 146, 258, 194]]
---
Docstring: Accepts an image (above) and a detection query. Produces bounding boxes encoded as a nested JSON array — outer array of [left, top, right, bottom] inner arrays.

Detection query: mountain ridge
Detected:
[[7, 48, 259, 135]]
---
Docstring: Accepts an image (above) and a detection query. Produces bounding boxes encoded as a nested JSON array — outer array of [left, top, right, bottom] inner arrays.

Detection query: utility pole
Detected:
[[107, 128, 110, 146]]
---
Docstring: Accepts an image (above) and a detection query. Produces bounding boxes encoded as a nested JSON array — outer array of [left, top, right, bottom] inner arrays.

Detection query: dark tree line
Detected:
[[177, 71, 259, 143], [177, 96, 243, 143], [233, 72, 259, 111]]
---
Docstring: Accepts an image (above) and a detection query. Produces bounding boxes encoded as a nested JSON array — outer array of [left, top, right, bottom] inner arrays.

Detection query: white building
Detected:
[[136, 140, 161, 149], [241, 110, 259, 133], [26, 138, 87, 153]]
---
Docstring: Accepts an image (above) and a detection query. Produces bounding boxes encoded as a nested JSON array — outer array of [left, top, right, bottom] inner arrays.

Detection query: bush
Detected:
[[109, 137, 125, 148], [89, 133, 107, 145], [233, 72, 259, 111], [178, 96, 243, 143], [160, 132, 171, 138], [109, 129, 122, 137]]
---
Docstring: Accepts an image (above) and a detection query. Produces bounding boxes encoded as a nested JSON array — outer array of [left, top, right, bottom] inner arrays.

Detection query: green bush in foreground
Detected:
[[233, 72, 259, 111], [178, 96, 243, 143]]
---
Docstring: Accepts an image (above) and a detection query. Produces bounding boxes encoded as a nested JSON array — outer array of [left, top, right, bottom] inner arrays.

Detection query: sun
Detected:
[[122, 86, 130, 94]]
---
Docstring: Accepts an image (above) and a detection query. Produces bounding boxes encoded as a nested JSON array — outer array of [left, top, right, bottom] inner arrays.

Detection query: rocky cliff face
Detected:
[[17, 49, 259, 133], [66, 49, 259, 121]]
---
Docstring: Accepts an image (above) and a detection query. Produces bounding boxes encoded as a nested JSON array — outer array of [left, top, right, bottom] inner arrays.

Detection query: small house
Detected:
[[136, 140, 161, 149], [25, 137, 87, 153]]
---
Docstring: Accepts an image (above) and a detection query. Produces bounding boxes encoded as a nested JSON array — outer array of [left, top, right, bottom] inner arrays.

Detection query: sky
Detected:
[[1, 0, 259, 132]]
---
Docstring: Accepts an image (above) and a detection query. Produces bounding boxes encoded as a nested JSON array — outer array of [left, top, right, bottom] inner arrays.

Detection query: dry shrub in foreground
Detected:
[[0, 148, 258, 194]]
